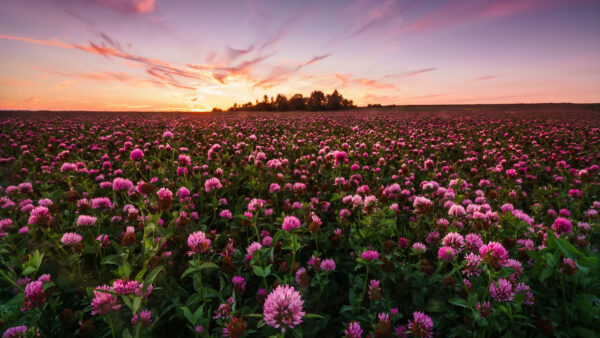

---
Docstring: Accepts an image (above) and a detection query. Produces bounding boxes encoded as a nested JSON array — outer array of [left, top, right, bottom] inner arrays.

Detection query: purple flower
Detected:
[[412, 242, 427, 254], [361, 250, 379, 261], [187, 231, 211, 256], [437, 246, 456, 261], [91, 285, 121, 315], [61, 232, 82, 246], [112, 177, 133, 191], [552, 217, 572, 234], [204, 177, 222, 192], [282, 215, 301, 231], [220, 209, 233, 219], [263, 285, 305, 332], [344, 321, 363, 338], [130, 148, 144, 161], [131, 309, 152, 328], [232, 276, 246, 294], [479, 241, 508, 268], [22, 280, 46, 311], [76, 215, 97, 227], [408, 311, 434, 338], [2, 325, 30, 338], [489, 278, 514, 302], [321, 258, 336, 271]]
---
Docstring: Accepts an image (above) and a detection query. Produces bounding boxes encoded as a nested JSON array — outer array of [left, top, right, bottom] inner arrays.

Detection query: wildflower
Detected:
[[22, 280, 46, 311], [112, 177, 133, 191], [232, 276, 246, 295], [222, 316, 246, 338], [448, 204, 466, 217], [263, 285, 305, 332], [91, 285, 121, 315], [344, 321, 363, 338], [245, 242, 262, 262], [552, 217, 572, 234], [282, 215, 301, 231], [295, 268, 311, 289], [321, 258, 336, 271], [361, 250, 379, 261], [561, 258, 577, 275], [76, 215, 97, 227], [219, 209, 233, 219], [465, 233, 483, 252], [2, 326, 31, 338], [442, 232, 465, 251], [489, 278, 514, 302], [112, 279, 141, 294], [130, 149, 144, 161], [368, 280, 382, 302], [28, 206, 51, 226], [187, 231, 212, 256], [205, 177, 223, 192], [408, 311, 434, 338], [61, 232, 82, 246], [91, 197, 112, 209], [270, 183, 281, 193], [176, 186, 190, 200], [462, 253, 483, 277], [437, 246, 456, 261], [413, 196, 433, 213], [60, 162, 77, 172], [131, 310, 152, 328], [96, 234, 110, 248], [479, 241, 508, 268], [476, 301, 493, 318], [121, 226, 136, 246], [412, 242, 427, 254], [157, 188, 173, 210]]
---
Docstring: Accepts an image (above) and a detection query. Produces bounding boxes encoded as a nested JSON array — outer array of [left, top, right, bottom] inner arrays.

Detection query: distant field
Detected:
[[0, 104, 598, 337]]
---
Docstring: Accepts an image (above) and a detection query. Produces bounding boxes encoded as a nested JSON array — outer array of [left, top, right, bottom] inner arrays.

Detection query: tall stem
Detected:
[[359, 265, 369, 303], [107, 316, 116, 338]]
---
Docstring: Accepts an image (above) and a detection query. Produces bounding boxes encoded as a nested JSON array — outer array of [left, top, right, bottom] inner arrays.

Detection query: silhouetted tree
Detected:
[[326, 89, 343, 110], [288, 94, 307, 110], [307, 90, 326, 111], [221, 90, 354, 112], [274, 94, 288, 111]]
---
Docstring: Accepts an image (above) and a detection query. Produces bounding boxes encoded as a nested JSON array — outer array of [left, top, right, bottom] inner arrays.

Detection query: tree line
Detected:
[[213, 90, 355, 112]]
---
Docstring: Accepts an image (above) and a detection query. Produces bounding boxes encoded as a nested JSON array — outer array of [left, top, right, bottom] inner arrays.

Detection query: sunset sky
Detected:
[[0, 0, 599, 111]]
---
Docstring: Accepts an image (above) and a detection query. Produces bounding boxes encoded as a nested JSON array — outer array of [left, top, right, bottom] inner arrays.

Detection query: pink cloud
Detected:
[[92, 0, 156, 14]]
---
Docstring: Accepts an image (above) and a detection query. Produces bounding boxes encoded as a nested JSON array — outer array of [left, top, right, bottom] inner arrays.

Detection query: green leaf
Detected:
[[304, 313, 324, 319], [133, 296, 142, 313], [575, 326, 596, 338], [22, 266, 36, 276], [135, 268, 147, 282], [448, 298, 469, 308], [540, 267, 553, 281], [143, 265, 163, 293], [180, 267, 198, 280], [118, 261, 132, 279], [101, 255, 121, 266], [199, 262, 219, 271], [180, 306, 195, 325], [32, 250, 44, 269], [253, 265, 265, 277], [426, 298, 446, 312]]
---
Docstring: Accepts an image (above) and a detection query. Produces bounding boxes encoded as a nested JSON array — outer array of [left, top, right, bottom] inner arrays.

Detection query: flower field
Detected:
[[0, 109, 599, 337]]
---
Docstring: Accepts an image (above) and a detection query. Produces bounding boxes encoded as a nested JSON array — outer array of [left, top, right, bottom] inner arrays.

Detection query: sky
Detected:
[[0, 0, 599, 112]]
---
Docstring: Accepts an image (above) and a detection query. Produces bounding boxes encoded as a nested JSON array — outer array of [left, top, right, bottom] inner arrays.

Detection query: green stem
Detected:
[[0, 269, 23, 291], [107, 316, 116, 338], [359, 265, 370, 303]]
